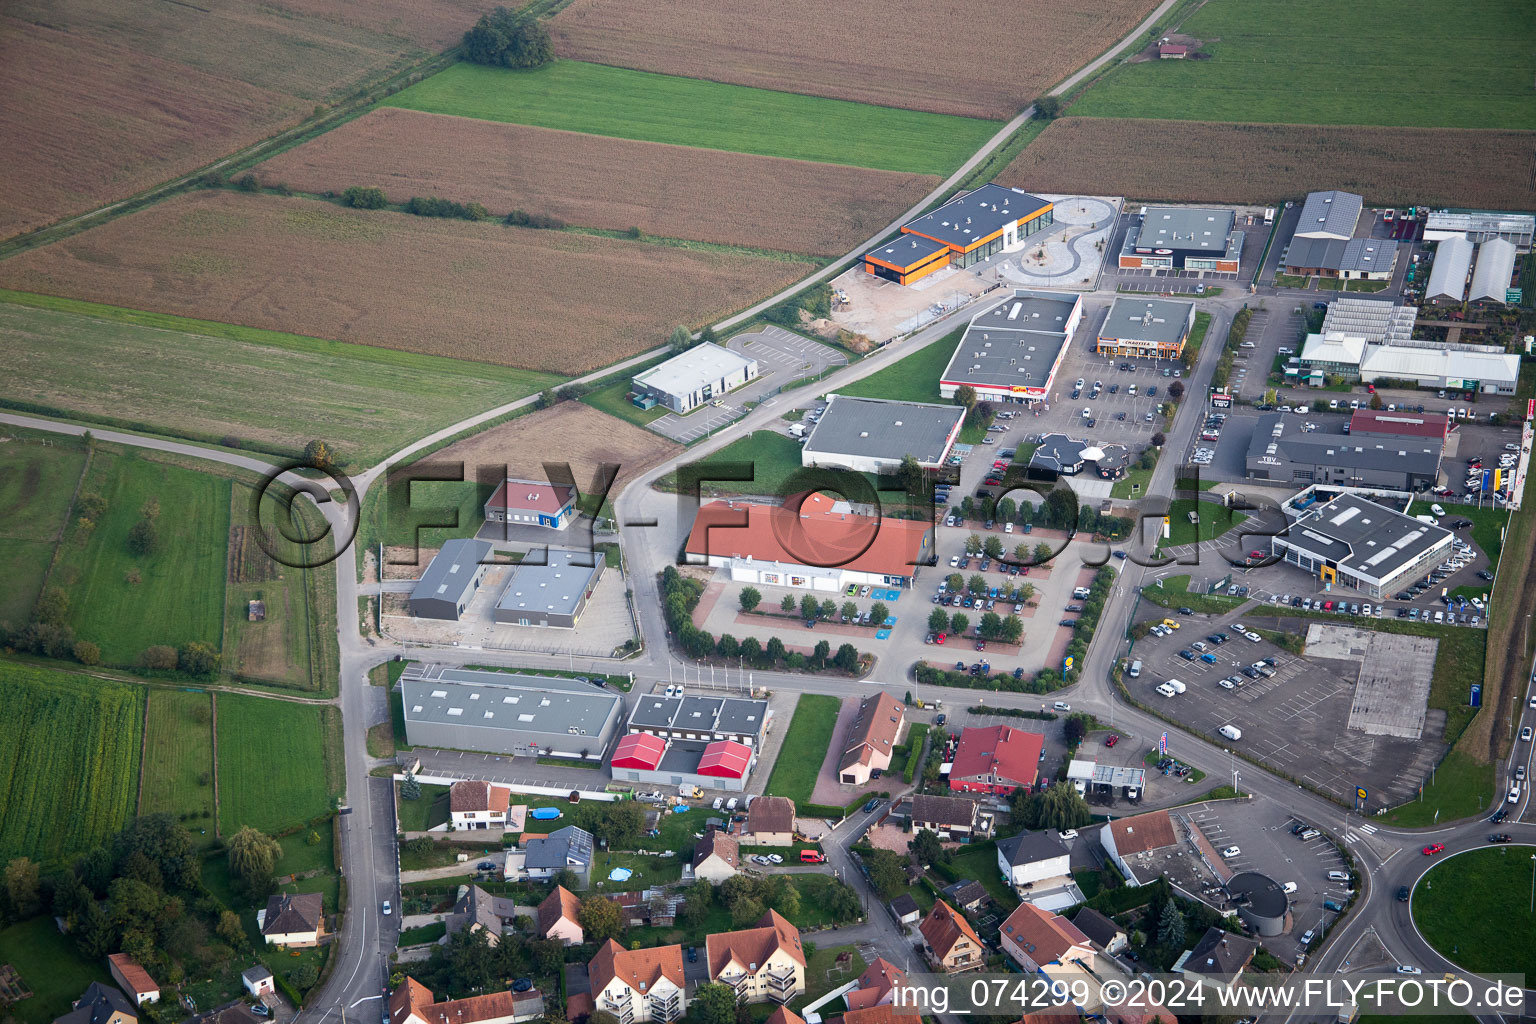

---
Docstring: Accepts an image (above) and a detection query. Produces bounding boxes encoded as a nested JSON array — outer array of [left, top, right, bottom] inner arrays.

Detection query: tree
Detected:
[[739, 587, 762, 612], [669, 325, 694, 353], [719, 874, 758, 910], [765, 636, 787, 664], [950, 613, 969, 637], [1012, 785, 1092, 831], [217, 909, 246, 946], [462, 7, 553, 68], [73, 640, 100, 666], [980, 611, 1002, 639], [1002, 615, 1023, 644], [824, 879, 863, 922], [694, 982, 740, 1024], [896, 454, 925, 499], [929, 607, 950, 632], [800, 594, 819, 620], [4, 857, 41, 918], [35, 587, 69, 625], [780, 594, 795, 612], [983, 536, 1003, 559], [730, 895, 766, 927], [842, 601, 859, 622], [1369, 392, 1384, 410], [819, 598, 837, 620], [1063, 715, 1087, 747], [1156, 900, 1186, 949], [178, 640, 221, 676], [954, 385, 977, 411], [76, 898, 115, 959], [870, 601, 889, 626], [716, 634, 738, 658], [1035, 95, 1062, 119], [291, 962, 319, 989], [402, 772, 422, 800], [342, 185, 388, 209], [1151, 431, 1166, 447], [833, 643, 859, 672], [1012, 543, 1030, 564], [739, 637, 762, 663], [997, 497, 1017, 522], [1034, 541, 1053, 563], [965, 532, 982, 554], [909, 829, 948, 867], [601, 802, 646, 849], [228, 826, 282, 897], [773, 877, 801, 918], [303, 439, 338, 470], [967, 574, 987, 595], [680, 881, 714, 926], [579, 894, 624, 942], [813, 639, 831, 665], [126, 517, 158, 556], [1168, 380, 1185, 401], [946, 573, 964, 592], [864, 849, 907, 899]]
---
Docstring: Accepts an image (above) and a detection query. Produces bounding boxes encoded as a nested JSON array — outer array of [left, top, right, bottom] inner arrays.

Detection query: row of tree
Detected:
[[662, 568, 864, 672]]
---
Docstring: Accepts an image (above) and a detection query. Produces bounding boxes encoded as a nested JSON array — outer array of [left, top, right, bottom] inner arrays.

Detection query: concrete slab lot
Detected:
[[1128, 606, 1442, 807]]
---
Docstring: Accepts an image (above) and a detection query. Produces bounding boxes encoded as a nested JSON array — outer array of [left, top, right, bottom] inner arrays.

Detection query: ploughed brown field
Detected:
[[999, 118, 1536, 209], [0, 0, 497, 241], [548, 0, 1162, 121], [253, 108, 937, 257], [0, 191, 813, 374]]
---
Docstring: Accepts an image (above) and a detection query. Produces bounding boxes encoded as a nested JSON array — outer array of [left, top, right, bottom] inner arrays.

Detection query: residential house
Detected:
[[939, 880, 987, 912], [106, 954, 159, 1006], [918, 901, 984, 974], [909, 794, 978, 839], [839, 691, 905, 785], [523, 825, 595, 882], [999, 902, 1095, 975], [1099, 810, 1178, 886], [1071, 907, 1128, 955], [845, 958, 909, 1011], [705, 909, 807, 1004], [995, 830, 1071, 888], [746, 796, 796, 846], [52, 983, 138, 1024], [589, 940, 688, 1024], [888, 894, 921, 926], [241, 966, 276, 998], [448, 884, 518, 946], [841, 1005, 920, 1024], [391, 976, 541, 1024], [537, 885, 584, 945], [765, 1008, 807, 1024], [450, 780, 512, 831], [690, 830, 739, 882], [947, 725, 1043, 795], [258, 891, 324, 947], [188, 1007, 263, 1024], [1175, 927, 1257, 994]]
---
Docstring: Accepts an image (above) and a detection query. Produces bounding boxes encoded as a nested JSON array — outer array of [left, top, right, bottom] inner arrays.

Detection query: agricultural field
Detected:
[[52, 449, 229, 666], [0, 0, 463, 240], [0, 431, 86, 624], [254, 108, 939, 257], [138, 690, 216, 826], [383, 61, 997, 176], [999, 119, 1536, 210], [0, 191, 814, 375], [1069, 0, 1536, 129], [548, 0, 1161, 120], [216, 694, 338, 833], [0, 290, 562, 465], [0, 663, 143, 864]]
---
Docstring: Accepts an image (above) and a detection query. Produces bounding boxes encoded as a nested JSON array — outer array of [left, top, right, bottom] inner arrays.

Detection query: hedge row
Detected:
[[903, 723, 929, 783], [964, 706, 1059, 721]]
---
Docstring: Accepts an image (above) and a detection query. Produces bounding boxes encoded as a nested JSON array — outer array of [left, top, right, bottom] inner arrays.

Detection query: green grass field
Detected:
[[0, 664, 143, 863], [1165, 498, 1248, 546], [0, 290, 562, 466], [0, 917, 111, 1024], [764, 694, 841, 804], [216, 694, 336, 833], [397, 783, 452, 832], [580, 375, 672, 429], [1414, 847, 1536, 977], [0, 432, 86, 624], [54, 450, 229, 665], [138, 689, 216, 825], [384, 61, 997, 176], [833, 329, 961, 404], [1070, 0, 1536, 129], [666, 430, 807, 498]]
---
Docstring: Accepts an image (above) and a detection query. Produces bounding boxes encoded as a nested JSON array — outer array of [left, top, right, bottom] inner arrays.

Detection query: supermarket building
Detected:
[[863, 184, 1055, 286]]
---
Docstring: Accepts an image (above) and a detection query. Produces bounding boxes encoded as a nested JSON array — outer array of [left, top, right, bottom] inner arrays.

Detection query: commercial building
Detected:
[[863, 184, 1055, 285], [802, 395, 966, 473], [947, 725, 1042, 795], [1298, 333, 1519, 394], [633, 343, 758, 414], [400, 667, 624, 760], [1347, 409, 1448, 442], [1424, 210, 1535, 249], [1099, 810, 1178, 886], [705, 910, 807, 1004], [1027, 433, 1130, 480], [1293, 190, 1363, 241], [1469, 238, 1517, 304], [1271, 492, 1453, 599], [1095, 297, 1196, 359], [1118, 207, 1242, 273], [1320, 297, 1416, 345], [1224, 872, 1287, 937], [484, 479, 577, 531], [939, 290, 1083, 404], [624, 693, 772, 747], [995, 830, 1071, 888], [686, 491, 931, 590], [492, 547, 604, 628], [1283, 236, 1396, 280], [610, 734, 757, 792], [1424, 236, 1474, 303], [839, 691, 905, 785], [1245, 414, 1443, 491], [409, 538, 492, 620]]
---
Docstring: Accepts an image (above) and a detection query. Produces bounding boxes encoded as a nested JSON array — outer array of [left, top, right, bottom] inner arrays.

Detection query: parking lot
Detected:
[[1128, 604, 1444, 807]]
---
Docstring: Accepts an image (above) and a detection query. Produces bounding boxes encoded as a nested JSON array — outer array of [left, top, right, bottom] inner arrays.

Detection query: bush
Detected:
[[126, 518, 158, 556], [505, 209, 566, 229], [403, 196, 490, 221], [142, 645, 179, 671], [341, 185, 388, 209], [235, 173, 260, 192], [73, 641, 101, 666]]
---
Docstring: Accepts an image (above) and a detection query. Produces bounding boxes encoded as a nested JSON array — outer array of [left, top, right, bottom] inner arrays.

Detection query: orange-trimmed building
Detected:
[[864, 184, 1056, 285]]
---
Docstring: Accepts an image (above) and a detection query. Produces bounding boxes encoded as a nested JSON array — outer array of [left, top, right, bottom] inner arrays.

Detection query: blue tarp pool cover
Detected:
[[530, 808, 563, 820], [608, 867, 633, 881]]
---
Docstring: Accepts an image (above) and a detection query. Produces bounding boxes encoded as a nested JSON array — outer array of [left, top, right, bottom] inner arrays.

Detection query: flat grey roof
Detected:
[[941, 291, 1078, 391], [1134, 206, 1236, 254], [634, 342, 755, 397], [803, 396, 964, 465], [628, 695, 682, 728], [1098, 296, 1194, 345], [1280, 492, 1451, 579], [716, 698, 770, 735], [1294, 190, 1363, 239], [1247, 414, 1443, 477], [901, 183, 1052, 250], [866, 232, 948, 266], [402, 670, 620, 736], [1286, 236, 1395, 275], [626, 692, 770, 738], [1030, 432, 1087, 470], [495, 547, 602, 619], [410, 537, 491, 606]]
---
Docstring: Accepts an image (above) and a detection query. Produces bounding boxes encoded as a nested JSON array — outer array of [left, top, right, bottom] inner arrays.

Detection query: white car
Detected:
[[1505, 443, 1520, 452], [382, 900, 392, 916], [1053, 701, 1071, 711], [1245, 631, 1263, 642], [1396, 965, 1422, 976], [1218, 678, 1235, 690], [1059, 829, 1079, 840], [1232, 623, 1246, 633], [767, 854, 784, 864], [1282, 882, 1298, 894], [1523, 726, 1533, 742], [1221, 846, 1241, 858], [1431, 503, 1446, 517]]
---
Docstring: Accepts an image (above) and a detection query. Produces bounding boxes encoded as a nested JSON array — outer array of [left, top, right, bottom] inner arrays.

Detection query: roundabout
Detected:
[[1411, 844, 1536, 979]]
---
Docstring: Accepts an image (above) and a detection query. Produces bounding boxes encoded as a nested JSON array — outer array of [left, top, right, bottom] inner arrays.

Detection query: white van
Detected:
[[1156, 683, 1178, 697], [1416, 514, 1439, 527], [1219, 724, 1242, 740], [1165, 679, 1187, 694], [1129, 660, 1142, 678]]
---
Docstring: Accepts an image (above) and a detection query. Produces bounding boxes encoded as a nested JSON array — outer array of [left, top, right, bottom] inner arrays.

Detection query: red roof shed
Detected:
[[612, 733, 666, 770], [697, 740, 753, 778]]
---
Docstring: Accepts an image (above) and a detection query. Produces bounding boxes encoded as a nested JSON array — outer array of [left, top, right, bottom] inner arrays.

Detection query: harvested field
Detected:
[[0, 191, 815, 374], [999, 118, 1536, 210], [0, 0, 466, 240], [549, 0, 1162, 120], [253, 108, 938, 257]]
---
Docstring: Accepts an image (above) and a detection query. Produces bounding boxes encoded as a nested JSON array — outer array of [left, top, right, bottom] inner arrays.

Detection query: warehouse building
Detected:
[[863, 184, 1055, 285], [1424, 211, 1535, 249], [1095, 297, 1196, 359], [485, 479, 577, 531], [1297, 334, 1519, 394], [492, 547, 604, 629], [1283, 236, 1397, 281], [609, 733, 757, 792], [685, 490, 930, 590], [632, 343, 758, 414], [1292, 190, 1363, 241], [1118, 207, 1242, 273], [1245, 414, 1443, 492], [625, 693, 772, 747], [1469, 238, 1517, 304], [1270, 492, 1453, 598], [401, 666, 625, 759], [1320, 297, 1416, 345], [1424, 236, 1474, 303], [939, 290, 1082, 404], [801, 395, 965, 474], [409, 538, 493, 620]]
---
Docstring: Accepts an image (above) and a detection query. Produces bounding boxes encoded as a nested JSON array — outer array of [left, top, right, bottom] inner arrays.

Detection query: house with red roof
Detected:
[[484, 478, 577, 531], [390, 977, 543, 1024], [449, 780, 512, 831], [845, 959, 908, 1011], [918, 902, 984, 974], [947, 725, 1043, 795], [999, 902, 1095, 974]]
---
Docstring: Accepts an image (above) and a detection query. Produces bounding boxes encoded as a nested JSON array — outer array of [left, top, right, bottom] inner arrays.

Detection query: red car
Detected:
[[1250, 550, 1265, 558], [935, 633, 946, 645], [1105, 734, 1119, 747], [1422, 843, 1445, 856]]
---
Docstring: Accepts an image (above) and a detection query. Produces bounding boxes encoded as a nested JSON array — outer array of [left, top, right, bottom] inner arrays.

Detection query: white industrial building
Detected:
[[1271, 492, 1454, 599], [1469, 238, 1517, 304], [1293, 190, 1363, 240], [1424, 236, 1474, 303], [1298, 333, 1519, 393], [1424, 210, 1534, 249], [632, 343, 757, 414], [1320, 297, 1416, 345], [801, 395, 965, 473], [938, 290, 1082, 404]]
